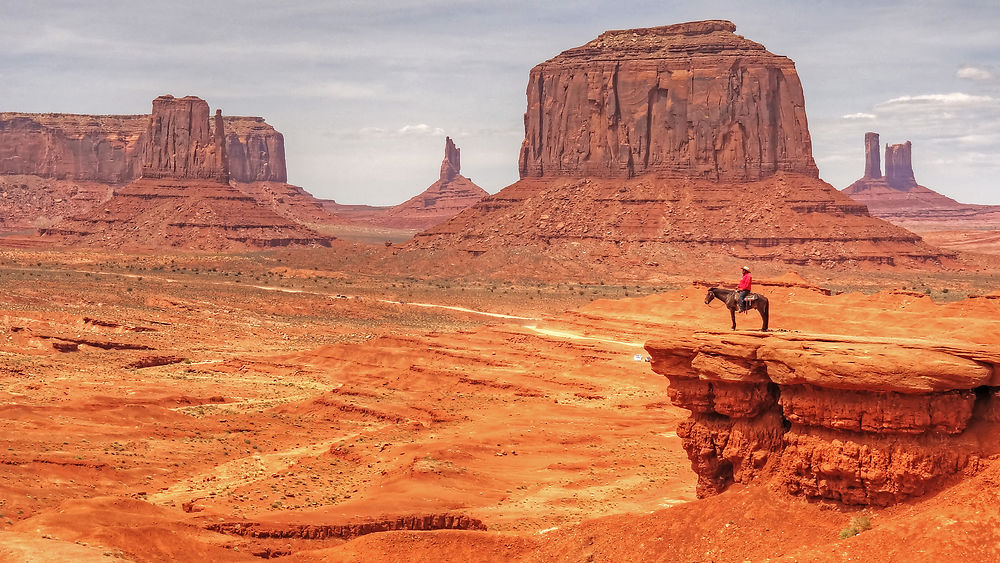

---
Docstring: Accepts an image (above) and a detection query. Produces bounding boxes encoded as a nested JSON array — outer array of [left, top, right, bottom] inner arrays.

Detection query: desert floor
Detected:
[[1, 247, 999, 561]]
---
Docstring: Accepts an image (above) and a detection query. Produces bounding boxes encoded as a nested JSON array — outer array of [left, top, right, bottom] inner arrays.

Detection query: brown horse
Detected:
[[704, 287, 769, 331]]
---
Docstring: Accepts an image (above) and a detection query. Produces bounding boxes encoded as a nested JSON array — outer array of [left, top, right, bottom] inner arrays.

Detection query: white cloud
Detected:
[[355, 123, 447, 138], [398, 123, 446, 136], [957, 65, 993, 81], [879, 92, 995, 107], [842, 112, 876, 120]]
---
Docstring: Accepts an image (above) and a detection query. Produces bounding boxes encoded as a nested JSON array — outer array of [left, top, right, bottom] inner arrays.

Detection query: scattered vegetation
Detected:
[[839, 515, 872, 539]]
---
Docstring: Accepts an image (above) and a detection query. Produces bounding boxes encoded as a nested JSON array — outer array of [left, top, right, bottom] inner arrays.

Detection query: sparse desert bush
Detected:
[[839, 515, 872, 539]]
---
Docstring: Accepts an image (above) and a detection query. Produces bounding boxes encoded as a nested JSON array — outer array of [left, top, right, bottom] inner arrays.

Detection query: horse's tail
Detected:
[[760, 297, 769, 331]]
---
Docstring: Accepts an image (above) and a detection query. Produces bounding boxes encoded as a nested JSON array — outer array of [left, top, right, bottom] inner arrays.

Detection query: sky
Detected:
[[1, 1, 998, 205]]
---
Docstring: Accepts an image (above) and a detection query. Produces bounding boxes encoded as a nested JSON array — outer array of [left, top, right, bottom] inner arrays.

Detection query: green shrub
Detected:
[[839, 515, 872, 539]]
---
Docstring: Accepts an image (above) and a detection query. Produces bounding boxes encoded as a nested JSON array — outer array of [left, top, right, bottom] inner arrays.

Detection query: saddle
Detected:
[[739, 293, 758, 312]]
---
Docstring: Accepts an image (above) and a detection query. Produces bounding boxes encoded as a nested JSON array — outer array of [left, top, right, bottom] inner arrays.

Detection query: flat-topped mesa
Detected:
[[518, 20, 818, 182], [440, 136, 461, 182], [141, 96, 229, 183], [885, 141, 917, 190]]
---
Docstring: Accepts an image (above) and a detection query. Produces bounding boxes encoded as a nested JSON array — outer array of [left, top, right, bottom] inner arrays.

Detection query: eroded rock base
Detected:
[[648, 331, 1000, 505]]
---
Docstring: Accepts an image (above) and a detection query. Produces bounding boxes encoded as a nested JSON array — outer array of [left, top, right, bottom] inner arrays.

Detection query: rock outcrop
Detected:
[[884, 141, 916, 190], [843, 133, 1000, 239], [405, 21, 951, 279], [40, 96, 331, 250], [518, 20, 818, 181], [226, 117, 288, 183], [863, 131, 881, 179], [142, 96, 228, 182], [646, 329, 1000, 505], [375, 137, 488, 230], [0, 110, 287, 184]]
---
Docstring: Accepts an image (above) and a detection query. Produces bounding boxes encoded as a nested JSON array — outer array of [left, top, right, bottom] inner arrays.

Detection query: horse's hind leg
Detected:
[[730, 309, 737, 330]]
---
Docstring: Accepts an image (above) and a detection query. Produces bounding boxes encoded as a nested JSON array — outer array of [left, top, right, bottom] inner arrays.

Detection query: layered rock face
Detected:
[[41, 96, 331, 250], [226, 117, 288, 183], [0, 113, 145, 183], [518, 20, 818, 181], [646, 330, 1000, 506], [0, 110, 286, 184], [844, 133, 1000, 236], [407, 22, 951, 278], [142, 96, 228, 181]]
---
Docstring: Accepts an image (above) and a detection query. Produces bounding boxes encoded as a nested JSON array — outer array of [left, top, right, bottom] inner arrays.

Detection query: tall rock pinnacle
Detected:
[[885, 141, 917, 190], [864, 132, 882, 179], [141, 95, 229, 183], [440, 136, 461, 182]]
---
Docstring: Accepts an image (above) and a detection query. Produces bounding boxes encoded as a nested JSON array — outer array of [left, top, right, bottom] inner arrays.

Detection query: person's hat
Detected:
[[741, 265, 751, 272]]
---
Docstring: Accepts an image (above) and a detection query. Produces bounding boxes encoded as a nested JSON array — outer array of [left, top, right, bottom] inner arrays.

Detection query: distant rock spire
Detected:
[[885, 141, 917, 190], [439, 136, 461, 182], [864, 132, 882, 179]]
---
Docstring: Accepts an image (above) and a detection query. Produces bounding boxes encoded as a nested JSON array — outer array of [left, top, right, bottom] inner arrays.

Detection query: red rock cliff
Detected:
[[0, 113, 145, 183], [0, 105, 287, 184], [225, 117, 288, 183], [141, 96, 228, 182], [646, 328, 1000, 506], [518, 20, 818, 181], [407, 23, 951, 278]]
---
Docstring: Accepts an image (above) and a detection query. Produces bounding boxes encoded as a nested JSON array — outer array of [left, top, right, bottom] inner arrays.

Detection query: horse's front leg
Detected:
[[730, 308, 736, 330]]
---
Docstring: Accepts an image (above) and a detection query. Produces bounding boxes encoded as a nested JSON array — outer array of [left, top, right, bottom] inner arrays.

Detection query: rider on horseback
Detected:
[[737, 266, 752, 312]]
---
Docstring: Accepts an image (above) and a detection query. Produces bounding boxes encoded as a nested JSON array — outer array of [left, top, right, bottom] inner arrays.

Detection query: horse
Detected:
[[704, 287, 769, 331]]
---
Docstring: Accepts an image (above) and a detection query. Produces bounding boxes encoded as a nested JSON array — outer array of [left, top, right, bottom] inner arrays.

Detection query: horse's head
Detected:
[[705, 288, 716, 305]]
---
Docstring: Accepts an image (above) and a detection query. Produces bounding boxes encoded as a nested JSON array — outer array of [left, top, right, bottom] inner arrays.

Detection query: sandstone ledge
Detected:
[[646, 328, 1000, 505]]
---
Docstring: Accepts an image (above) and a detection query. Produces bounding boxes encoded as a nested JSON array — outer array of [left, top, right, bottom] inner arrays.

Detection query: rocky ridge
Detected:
[[0, 102, 324, 235]]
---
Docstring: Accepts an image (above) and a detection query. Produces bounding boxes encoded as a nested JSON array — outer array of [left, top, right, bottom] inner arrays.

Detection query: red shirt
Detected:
[[738, 272, 752, 291]]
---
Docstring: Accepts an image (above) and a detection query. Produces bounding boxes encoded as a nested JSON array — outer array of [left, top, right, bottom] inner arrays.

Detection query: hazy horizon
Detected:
[[2, 1, 997, 206]]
